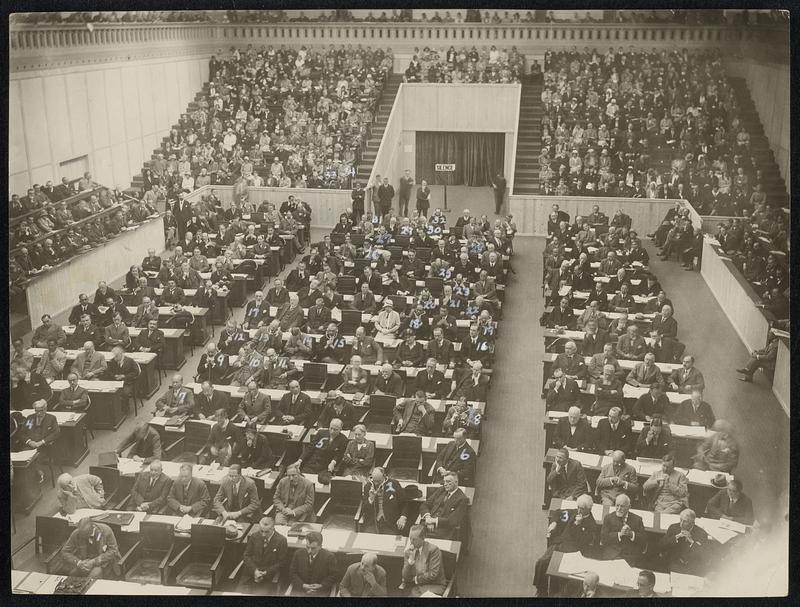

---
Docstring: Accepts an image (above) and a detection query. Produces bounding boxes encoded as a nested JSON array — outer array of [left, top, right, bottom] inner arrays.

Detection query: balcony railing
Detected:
[[9, 21, 789, 71]]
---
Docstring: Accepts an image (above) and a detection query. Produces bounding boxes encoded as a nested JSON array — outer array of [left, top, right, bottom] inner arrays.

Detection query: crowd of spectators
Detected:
[[538, 48, 778, 217], [9, 175, 159, 288], [403, 45, 524, 84], [141, 46, 391, 194]]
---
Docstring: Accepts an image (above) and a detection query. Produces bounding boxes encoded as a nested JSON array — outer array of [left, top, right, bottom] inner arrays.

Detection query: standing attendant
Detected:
[[399, 169, 414, 216], [416, 180, 431, 217], [351, 182, 365, 223], [491, 172, 507, 214], [376, 177, 395, 221]]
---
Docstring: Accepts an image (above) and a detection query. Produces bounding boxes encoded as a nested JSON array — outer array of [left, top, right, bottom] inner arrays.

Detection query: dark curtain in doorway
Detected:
[[415, 132, 504, 186]]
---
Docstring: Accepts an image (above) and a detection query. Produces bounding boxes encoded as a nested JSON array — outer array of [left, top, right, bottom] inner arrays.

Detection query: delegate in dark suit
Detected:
[[415, 368, 447, 397], [545, 377, 582, 411], [116, 426, 162, 463], [300, 429, 348, 474], [361, 477, 410, 534], [533, 507, 600, 594], [553, 417, 592, 451], [213, 475, 262, 523], [243, 527, 289, 582], [600, 511, 646, 563], [134, 327, 165, 355], [277, 391, 314, 426], [419, 486, 470, 540], [194, 389, 231, 419], [166, 476, 211, 516], [705, 489, 755, 525], [659, 522, 714, 575], [126, 469, 173, 512], [289, 546, 338, 595], [547, 457, 588, 499], [433, 439, 477, 485], [594, 417, 633, 454]]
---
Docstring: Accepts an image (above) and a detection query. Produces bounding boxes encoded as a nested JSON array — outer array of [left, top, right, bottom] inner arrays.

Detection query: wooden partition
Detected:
[[508, 194, 677, 236], [773, 337, 790, 415], [699, 237, 772, 353], [25, 215, 164, 323]]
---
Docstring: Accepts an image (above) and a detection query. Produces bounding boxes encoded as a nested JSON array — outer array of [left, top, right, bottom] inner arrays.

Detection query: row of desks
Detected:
[[64, 325, 187, 370]]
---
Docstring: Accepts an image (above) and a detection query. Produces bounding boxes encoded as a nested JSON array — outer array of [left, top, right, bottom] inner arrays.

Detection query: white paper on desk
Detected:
[[715, 517, 746, 534], [594, 559, 634, 588], [659, 513, 681, 530], [321, 528, 351, 550], [351, 533, 399, 553], [35, 574, 64, 595], [672, 425, 707, 438], [670, 571, 704, 596], [241, 467, 258, 478], [122, 511, 148, 533], [558, 551, 593, 574], [16, 572, 52, 593], [686, 468, 731, 485], [11, 449, 37, 462], [146, 514, 180, 525], [701, 523, 739, 544], [559, 499, 577, 510], [590, 504, 605, 521], [418, 590, 443, 597], [636, 459, 662, 477], [634, 509, 655, 528], [11, 570, 28, 589], [548, 410, 568, 419], [569, 451, 601, 467], [176, 515, 200, 531]]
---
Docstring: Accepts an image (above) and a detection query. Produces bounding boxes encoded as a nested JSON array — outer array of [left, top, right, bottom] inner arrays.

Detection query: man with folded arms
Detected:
[[418, 471, 469, 541], [659, 508, 714, 575], [242, 516, 288, 591], [272, 464, 315, 524]]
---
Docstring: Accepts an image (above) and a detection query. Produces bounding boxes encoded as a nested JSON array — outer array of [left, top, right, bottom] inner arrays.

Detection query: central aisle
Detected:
[[457, 235, 547, 597]]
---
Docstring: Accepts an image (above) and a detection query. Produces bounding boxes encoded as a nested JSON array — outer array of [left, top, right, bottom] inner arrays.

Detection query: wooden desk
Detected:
[[152, 288, 230, 326], [21, 408, 89, 467], [128, 327, 186, 371], [11, 449, 42, 513], [11, 571, 206, 595], [37, 342, 160, 397], [199, 272, 248, 308], [543, 448, 730, 513], [545, 551, 705, 597], [301, 429, 480, 456], [126, 305, 210, 346], [50, 379, 126, 430]]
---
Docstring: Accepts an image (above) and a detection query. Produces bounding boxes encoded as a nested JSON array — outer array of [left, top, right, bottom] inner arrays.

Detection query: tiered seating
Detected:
[[538, 48, 786, 215], [139, 46, 393, 193]]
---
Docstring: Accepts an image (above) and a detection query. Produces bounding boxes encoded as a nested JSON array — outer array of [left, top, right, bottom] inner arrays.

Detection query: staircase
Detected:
[[131, 83, 212, 191], [355, 73, 403, 184], [512, 81, 543, 195], [729, 77, 789, 208]]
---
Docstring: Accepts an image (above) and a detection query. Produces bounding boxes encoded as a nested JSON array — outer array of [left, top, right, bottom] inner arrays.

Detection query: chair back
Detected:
[[353, 259, 370, 275], [89, 465, 120, 495], [140, 521, 176, 550], [425, 277, 444, 297], [391, 435, 422, 460], [387, 246, 404, 261], [185, 420, 212, 453], [350, 234, 365, 247], [36, 516, 71, 553], [331, 233, 346, 246], [393, 235, 411, 248], [389, 295, 408, 315], [336, 275, 357, 295], [449, 226, 464, 239], [330, 478, 363, 510], [340, 310, 362, 333], [368, 395, 396, 424], [264, 431, 288, 461], [301, 362, 328, 389], [234, 260, 257, 275], [190, 523, 226, 548], [415, 247, 432, 262]]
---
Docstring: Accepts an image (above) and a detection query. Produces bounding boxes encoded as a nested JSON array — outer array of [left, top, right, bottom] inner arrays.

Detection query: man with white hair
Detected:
[[451, 360, 489, 401], [155, 373, 195, 416], [339, 551, 388, 597], [659, 508, 713, 575], [57, 472, 105, 513], [600, 493, 646, 564], [373, 362, 403, 396], [553, 406, 591, 451], [296, 418, 347, 474], [533, 493, 599, 596], [272, 464, 315, 524]]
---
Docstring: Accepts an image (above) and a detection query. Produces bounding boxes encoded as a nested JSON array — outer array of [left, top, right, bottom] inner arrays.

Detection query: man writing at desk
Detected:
[[116, 421, 162, 464]]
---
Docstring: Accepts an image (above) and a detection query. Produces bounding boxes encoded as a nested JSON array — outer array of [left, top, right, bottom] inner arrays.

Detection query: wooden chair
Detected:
[[16, 516, 72, 573], [167, 524, 226, 591], [336, 275, 357, 295], [383, 435, 423, 483], [118, 521, 176, 585], [168, 420, 212, 463], [364, 394, 396, 434], [300, 362, 329, 391], [315, 478, 363, 532]]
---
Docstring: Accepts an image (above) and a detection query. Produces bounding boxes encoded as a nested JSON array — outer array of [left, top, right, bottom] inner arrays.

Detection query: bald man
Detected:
[[659, 508, 713, 575], [595, 450, 639, 506], [125, 459, 173, 512], [154, 374, 195, 416], [339, 552, 388, 597]]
